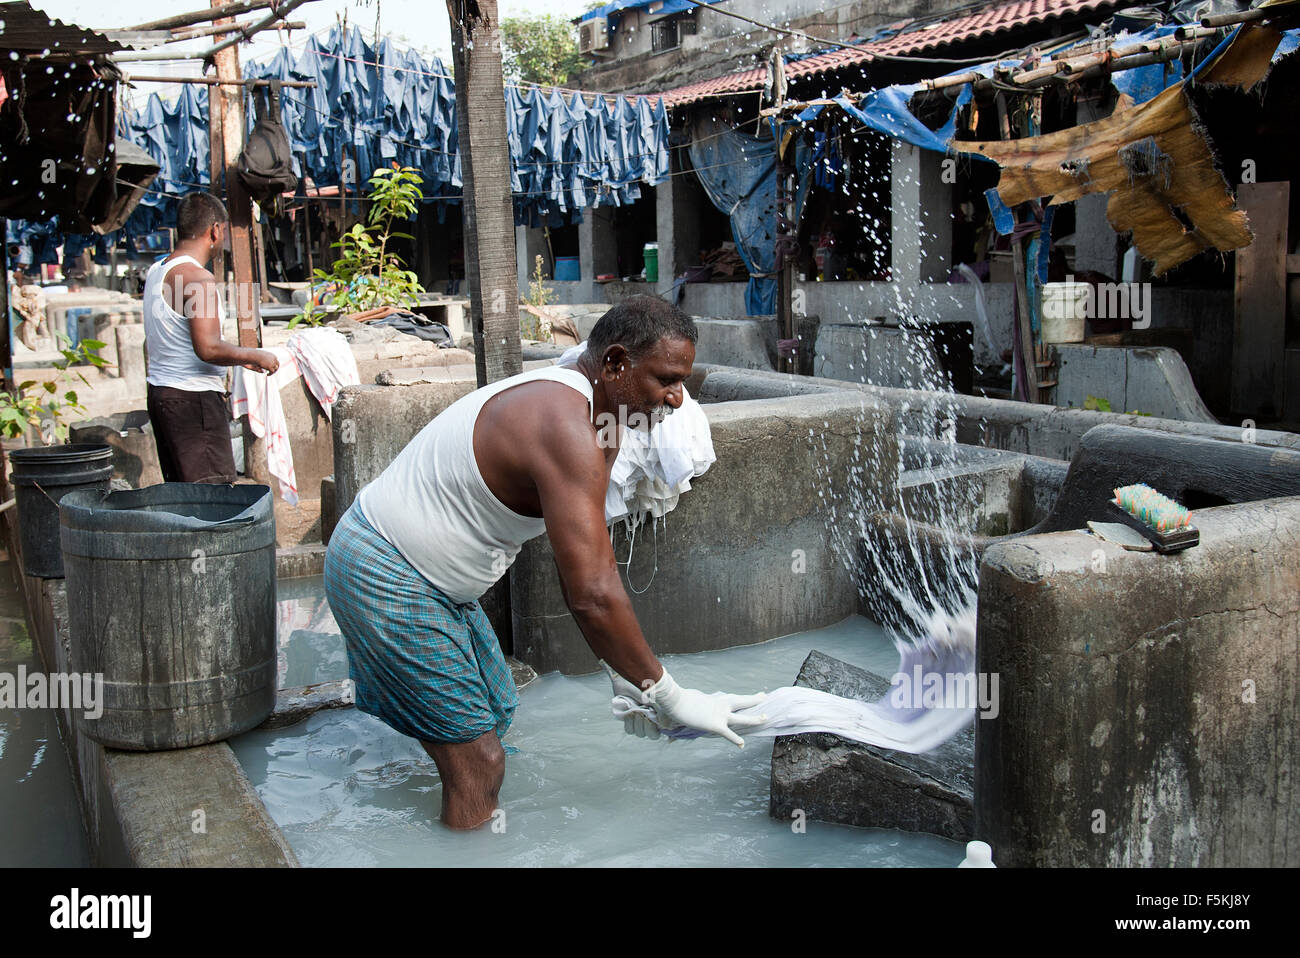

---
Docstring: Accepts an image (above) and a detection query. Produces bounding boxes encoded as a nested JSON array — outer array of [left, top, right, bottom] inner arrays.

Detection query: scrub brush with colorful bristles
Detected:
[[1111, 483, 1199, 553]]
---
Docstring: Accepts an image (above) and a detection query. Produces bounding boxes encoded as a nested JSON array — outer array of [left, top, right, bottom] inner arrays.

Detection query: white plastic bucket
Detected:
[[1041, 282, 1088, 343]]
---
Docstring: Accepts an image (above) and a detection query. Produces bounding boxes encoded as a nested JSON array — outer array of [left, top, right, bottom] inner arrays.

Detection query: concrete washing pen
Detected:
[[1109, 483, 1200, 554]]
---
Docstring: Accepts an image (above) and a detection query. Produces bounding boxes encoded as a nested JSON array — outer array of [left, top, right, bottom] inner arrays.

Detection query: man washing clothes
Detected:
[[324, 295, 766, 829], [143, 192, 280, 483]]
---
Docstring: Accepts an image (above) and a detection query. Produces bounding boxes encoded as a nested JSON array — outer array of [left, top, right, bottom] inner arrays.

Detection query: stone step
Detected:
[[769, 649, 974, 840]]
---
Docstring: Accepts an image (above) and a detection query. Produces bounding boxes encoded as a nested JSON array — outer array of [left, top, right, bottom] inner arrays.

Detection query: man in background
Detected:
[[142, 192, 279, 483]]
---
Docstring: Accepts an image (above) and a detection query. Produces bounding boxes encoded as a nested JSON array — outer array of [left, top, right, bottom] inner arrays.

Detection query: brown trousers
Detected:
[[146, 384, 238, 484]]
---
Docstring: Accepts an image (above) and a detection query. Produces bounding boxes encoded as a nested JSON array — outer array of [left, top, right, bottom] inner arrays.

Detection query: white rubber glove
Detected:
[[640, 669, 768, 748]]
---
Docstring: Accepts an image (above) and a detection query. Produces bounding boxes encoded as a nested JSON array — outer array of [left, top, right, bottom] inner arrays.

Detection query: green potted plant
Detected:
[[291, 164, 426, 327]]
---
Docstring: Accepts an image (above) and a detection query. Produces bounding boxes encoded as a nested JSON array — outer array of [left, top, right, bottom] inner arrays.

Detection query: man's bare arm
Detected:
[[533, 414, 663, 689], [174, 271, 278, 372]]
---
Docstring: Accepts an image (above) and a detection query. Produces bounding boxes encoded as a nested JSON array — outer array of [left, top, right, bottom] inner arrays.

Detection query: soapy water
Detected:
[[234, 613, 965, 867]]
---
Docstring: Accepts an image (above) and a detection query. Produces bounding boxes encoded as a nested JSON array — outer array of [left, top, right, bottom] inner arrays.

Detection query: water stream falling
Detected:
[[797, 133, 992, 650], [808, 325, 983, 650]]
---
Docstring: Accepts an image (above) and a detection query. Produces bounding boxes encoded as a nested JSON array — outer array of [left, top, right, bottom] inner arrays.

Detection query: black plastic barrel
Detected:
[[9, 444, 113, 578], [60, 483, 277, 751]]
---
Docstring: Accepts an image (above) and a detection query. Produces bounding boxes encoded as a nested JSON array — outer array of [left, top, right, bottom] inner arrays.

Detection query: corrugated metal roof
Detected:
[[656, 0, 1120, 108], [0, 0, 125, 57]]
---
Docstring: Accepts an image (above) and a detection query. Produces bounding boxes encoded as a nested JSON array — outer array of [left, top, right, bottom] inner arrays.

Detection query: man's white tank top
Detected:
[[357, 365, 595, 603], [142, 255, 228, 392]]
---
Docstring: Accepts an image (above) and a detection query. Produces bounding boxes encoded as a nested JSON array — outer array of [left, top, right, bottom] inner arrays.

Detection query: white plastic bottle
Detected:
[[959, 840, 996, 868]]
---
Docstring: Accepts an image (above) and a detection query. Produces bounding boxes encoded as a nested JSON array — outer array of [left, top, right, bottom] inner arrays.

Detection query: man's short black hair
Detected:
[[176, 192, 229, 240], [586, 295, 697, 363]]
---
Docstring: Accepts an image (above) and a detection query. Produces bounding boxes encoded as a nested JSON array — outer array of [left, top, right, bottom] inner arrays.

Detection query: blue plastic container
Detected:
[[554, 257, 580, 281], [65, 306, 95, 347]]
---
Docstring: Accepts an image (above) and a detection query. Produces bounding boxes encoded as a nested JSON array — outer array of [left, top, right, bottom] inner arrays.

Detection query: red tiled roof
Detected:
[[655, 0, 1120, 108]]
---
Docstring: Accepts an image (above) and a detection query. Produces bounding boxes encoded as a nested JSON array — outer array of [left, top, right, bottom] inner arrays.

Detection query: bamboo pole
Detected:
[[129, 1, 278, 33], [123, 74, 317, 87]]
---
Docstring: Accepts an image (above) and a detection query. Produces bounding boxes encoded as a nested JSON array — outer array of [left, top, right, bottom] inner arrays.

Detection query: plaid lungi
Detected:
[[323, 504, 518, 744]]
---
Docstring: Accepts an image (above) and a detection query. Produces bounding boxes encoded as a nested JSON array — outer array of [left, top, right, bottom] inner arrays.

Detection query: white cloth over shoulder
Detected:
[[286, 327, 360, 420], [557, 341, 716, 525], [231, 346, 300, 505]]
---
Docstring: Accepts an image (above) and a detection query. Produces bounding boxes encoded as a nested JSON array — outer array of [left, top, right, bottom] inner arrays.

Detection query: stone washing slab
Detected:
[[770, 649, 974, 840]]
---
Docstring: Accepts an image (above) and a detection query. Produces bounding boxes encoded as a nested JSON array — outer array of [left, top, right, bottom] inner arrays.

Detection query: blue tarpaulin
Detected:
[[687, 115, 777, 314], [794, 23, 1300, 155], [687, 114, 811, 314]]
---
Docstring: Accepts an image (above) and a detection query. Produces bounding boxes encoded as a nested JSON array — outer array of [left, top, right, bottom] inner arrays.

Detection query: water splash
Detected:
[[808, 302, 982, 653]]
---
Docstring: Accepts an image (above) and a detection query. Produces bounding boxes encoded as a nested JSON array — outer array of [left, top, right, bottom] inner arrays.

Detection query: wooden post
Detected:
[[775, 159, 795, 374], [772, 48, 796, 374], [447, 0, 521, 387], [209, 1, 267, 485], [211, 0, 261, 350], [303, 205, 314, 278], [994, 92, 1040, 403], [1232, 181, 1289, 418], [208, 78, 227, 283], [252, 210, 272, 301]]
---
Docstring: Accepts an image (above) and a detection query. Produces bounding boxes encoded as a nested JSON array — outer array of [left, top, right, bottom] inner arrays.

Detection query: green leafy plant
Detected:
[[292, 165, 426, 327], [1083, 395, 1112, 413], [0, 335, 108, 442]]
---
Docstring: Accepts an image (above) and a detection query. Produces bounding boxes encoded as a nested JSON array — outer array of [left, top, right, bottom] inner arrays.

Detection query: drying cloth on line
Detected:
[[611, 610, 978, 754], [231, 346, 301, 505], [286, 327, 361, 420], [557, 341, 716, 525]]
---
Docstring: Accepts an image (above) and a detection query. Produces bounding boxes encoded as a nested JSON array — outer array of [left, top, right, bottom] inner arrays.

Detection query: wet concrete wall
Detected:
[[1050, 345, 1218, 423], [975, 496, 1300, 866], [684, 365, 1300, 460], [331, 380, 476, 518], [510, 391, 897, 674]]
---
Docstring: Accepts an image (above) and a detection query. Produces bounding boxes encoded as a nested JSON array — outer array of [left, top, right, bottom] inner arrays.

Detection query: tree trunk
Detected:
[[447, 0, 520, 387]]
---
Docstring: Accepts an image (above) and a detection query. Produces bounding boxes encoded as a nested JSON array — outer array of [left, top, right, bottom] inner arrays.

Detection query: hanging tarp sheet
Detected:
[[787, 16, 1299, 276], [960, 21, 1297, 274], [687, 114, 779, 315]]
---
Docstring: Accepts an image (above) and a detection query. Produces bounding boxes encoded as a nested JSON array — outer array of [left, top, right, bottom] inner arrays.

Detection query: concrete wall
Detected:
[[976, 496, 1300, 866], [1050, 344, 1218, 423], [511, 390, 896, 674], [534, 281, 1016, 368], [815, 323, 946, 387], [331, 380, 476, 517], [688, 364, 1300, 460], [693, 317, 779, 368], [578, 0, 950, 94]]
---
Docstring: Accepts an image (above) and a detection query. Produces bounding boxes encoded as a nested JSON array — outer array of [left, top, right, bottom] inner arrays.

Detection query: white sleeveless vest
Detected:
[[357, 365, 594, 602], [142, 254, 228, 392]]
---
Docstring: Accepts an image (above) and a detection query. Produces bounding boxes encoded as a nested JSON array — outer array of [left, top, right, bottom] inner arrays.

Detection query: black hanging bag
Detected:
[[237, 79, 297, 216]]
